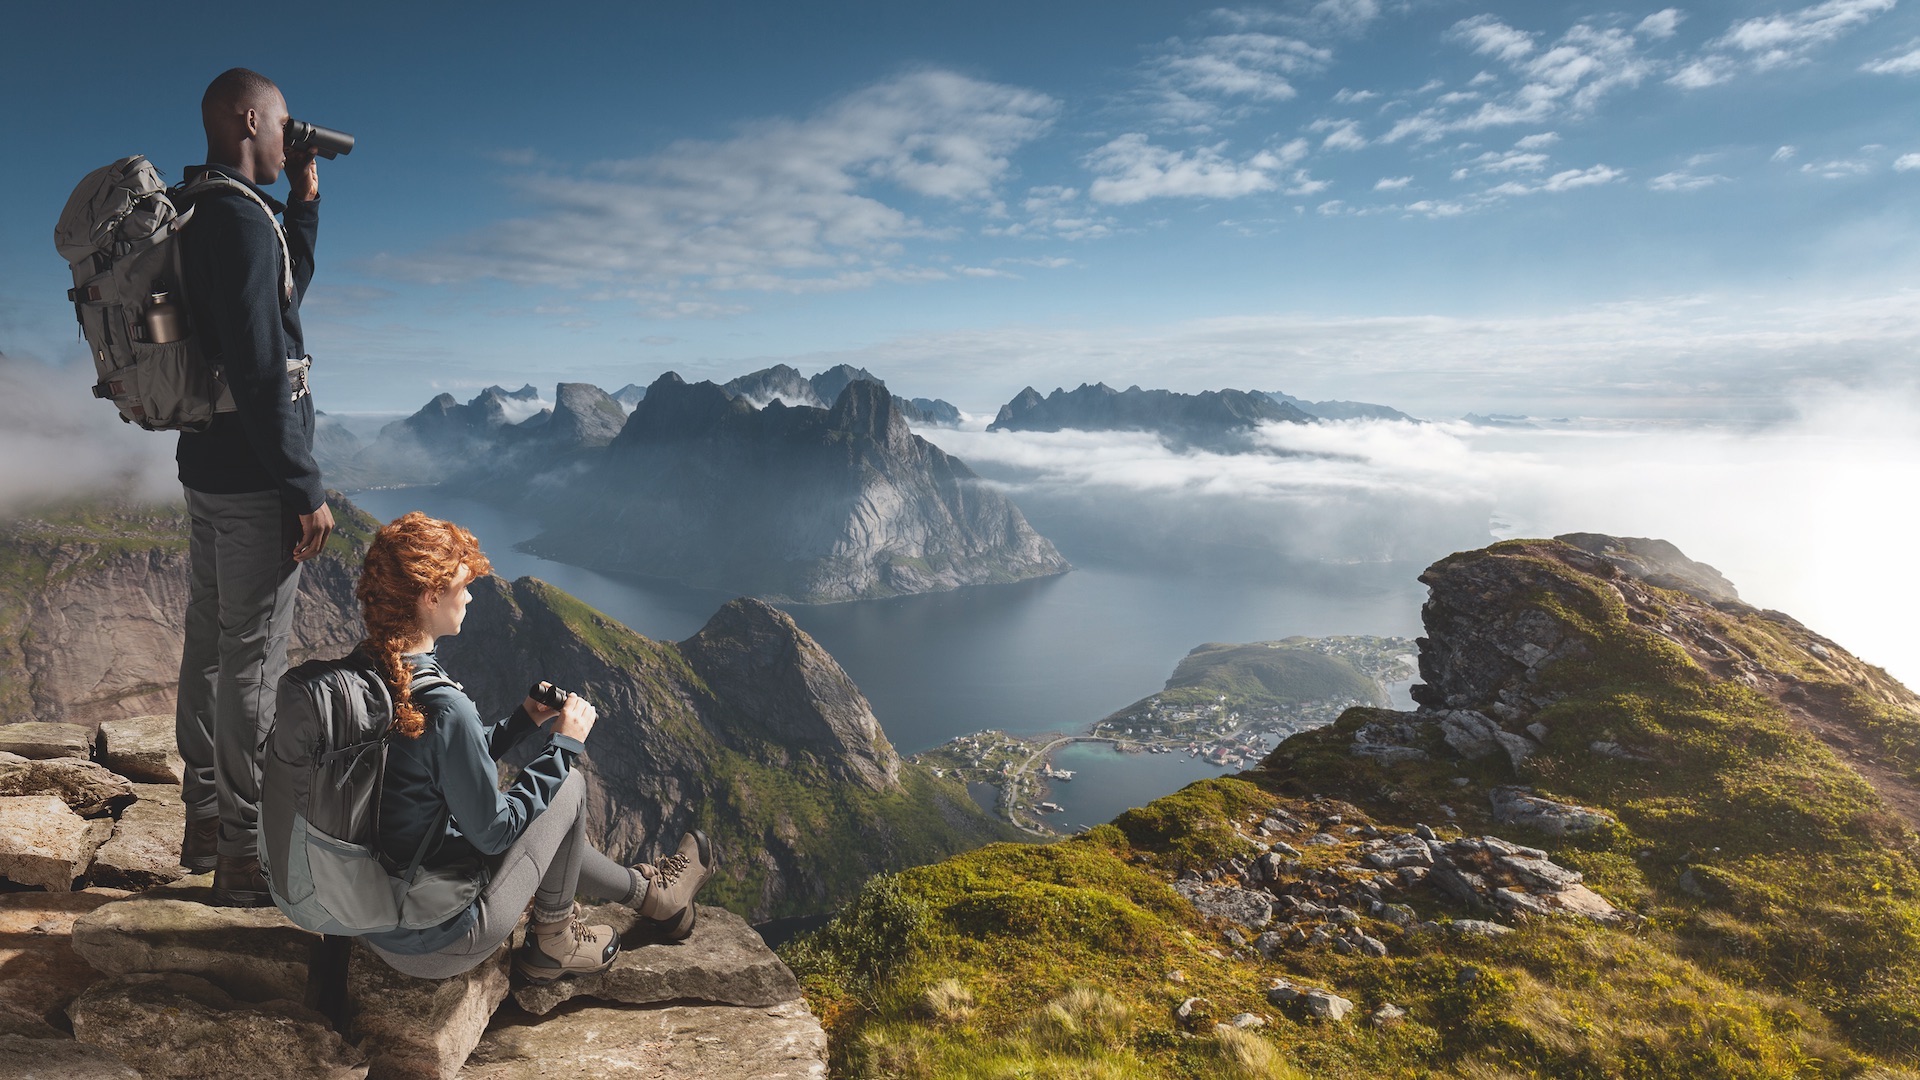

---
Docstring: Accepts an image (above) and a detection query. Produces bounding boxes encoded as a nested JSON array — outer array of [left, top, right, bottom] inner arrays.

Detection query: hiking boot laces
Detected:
[[650, 850, 690, 888]]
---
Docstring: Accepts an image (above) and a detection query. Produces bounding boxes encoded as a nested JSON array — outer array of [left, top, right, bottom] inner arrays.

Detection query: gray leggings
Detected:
[[367, 771, 638, 979]]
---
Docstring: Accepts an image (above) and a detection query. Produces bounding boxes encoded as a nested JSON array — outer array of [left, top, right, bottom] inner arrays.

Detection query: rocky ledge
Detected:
[[0, 714, 826, 1079]]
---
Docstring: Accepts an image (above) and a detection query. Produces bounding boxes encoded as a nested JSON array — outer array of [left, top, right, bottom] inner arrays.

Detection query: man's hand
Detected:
[[293, 502, 334, 562], [287, 146, 319, 201]]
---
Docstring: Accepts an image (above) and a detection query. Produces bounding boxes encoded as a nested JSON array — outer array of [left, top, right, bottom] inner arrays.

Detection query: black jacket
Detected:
[[174, 165, 326, 513]]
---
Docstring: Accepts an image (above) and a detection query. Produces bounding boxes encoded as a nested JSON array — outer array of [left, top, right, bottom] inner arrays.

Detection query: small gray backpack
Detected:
[[53, 155, 303, 431]]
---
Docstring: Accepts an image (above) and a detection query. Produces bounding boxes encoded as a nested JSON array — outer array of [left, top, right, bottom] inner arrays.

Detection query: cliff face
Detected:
[[721, 363, 962, 427], [989, 381, 1313, 448], [0, 502, 372, 729], [523, 375, 1068, 603], [440, 577, 1014, 920]]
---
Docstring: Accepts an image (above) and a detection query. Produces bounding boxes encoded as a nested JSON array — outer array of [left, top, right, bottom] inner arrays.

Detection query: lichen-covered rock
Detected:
[[88, 784, 191, 890], [459, 998, 827, 1080], [0, 723, 93, 761], [0, 795, 108, 890], [68, 972, 366, 1080], [1173, 880, 1273, 929], [70, 889, 313, 1003], [0, 754, 134, 816], [94, 715, 183, 784], [512, 904, 801, 1016], [349, 943, 509, 1080], [1489, 787, 1613, 837], [0, 1033, 140, 1078], [1305, 990, 1354, 1021]]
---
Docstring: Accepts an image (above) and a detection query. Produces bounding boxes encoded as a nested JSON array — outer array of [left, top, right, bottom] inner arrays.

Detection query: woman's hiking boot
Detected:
[[515, 903, 618, 982], [632, 829, 715, 940]]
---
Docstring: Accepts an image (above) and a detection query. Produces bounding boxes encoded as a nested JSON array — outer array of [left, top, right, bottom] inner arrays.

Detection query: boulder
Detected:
[[0, 722, 93, 761], [348, 942, 511, 1080], [513, 905, 802, 1016], [460, 999, 828, 1079], [68, 972, 365, 1080], [1489, 787, 1613, 837], [0, 795, 109, 890], [1305, 990, 1354, 1021], [0, 889, 129, 1028], [0, 1034, 140, 1078], [0, 754, 135, 817], [1439, 711, 1501, 760], [1172, 881, 1274, 930], [70, 888, 314, 1003], [95, 715, 184, 784], [88, 784, 191, 890]]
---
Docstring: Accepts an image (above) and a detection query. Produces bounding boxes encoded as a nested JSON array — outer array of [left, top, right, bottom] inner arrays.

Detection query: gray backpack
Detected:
[[261, 651, 483, 936], [53, 155, 305, 431]]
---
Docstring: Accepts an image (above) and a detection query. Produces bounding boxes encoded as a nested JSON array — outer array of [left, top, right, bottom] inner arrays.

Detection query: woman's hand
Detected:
[[524, 683, 562, 724], [551, 693, 598, 744]]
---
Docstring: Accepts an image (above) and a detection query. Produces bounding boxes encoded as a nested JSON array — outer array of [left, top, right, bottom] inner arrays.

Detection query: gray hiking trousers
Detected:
[[367, 771, 640, 979], [176, 487, 302, 858]]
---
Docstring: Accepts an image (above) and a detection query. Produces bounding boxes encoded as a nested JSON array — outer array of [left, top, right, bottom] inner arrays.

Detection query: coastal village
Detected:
[[909, 635, 1417, 833]]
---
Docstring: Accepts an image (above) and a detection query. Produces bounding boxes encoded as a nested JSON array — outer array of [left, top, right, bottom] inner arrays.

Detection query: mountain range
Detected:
[[988, 381, 1416, 450]]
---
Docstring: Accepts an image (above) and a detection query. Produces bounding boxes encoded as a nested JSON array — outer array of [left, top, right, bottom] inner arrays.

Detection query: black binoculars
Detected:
[[528, 681, 572, 711], [285, 118, 355, 159]]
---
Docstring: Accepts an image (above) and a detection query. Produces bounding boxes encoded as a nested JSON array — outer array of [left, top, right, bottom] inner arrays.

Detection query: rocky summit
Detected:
[[786, 533, 1920, 1078], [520, 374, 1069, 602]]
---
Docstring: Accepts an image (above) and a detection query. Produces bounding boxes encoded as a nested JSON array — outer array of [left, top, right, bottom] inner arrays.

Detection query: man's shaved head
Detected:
[[200, 68, 291, 184], [201, 68, 281, 131]]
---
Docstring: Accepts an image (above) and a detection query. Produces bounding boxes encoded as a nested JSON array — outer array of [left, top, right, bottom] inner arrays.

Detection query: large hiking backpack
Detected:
[[261, 651, 477, 936], [53, 155, 301, 431]]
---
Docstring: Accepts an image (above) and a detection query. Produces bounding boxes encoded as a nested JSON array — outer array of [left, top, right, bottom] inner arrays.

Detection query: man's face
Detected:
[[255, 89, 290, 183]]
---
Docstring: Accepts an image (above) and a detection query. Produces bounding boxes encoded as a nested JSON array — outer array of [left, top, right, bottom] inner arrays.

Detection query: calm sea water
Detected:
[[348, 489, 1426, 825]]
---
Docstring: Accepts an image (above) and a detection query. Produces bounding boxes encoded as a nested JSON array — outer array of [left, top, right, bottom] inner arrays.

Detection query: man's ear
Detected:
[[242, 107, 259, 138]]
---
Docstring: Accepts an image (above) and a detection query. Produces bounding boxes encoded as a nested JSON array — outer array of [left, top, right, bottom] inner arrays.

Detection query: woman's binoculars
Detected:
[[528, 681, 571, 711], [285, 118, 355, 159]]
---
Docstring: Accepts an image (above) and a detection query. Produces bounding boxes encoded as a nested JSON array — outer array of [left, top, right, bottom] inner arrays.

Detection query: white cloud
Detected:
[[1667, 56, 1737, 88], [1390, 17, 1656, 142], [1332, 87, 1378, 103], [1720, 0, 1896, 69], [1403, 199, 1471, 217], [0, 356, 180, 512], [1772, 145, 1798, 162], [988, 186, 1115, 241], [1514, 132, 1560, 149], [1896, 153, 1920, 172], [1144, 31, 1334, 126], [1085, 135, 1306, 204], [1801, 157, 1873, 179], [1636, 8, 1685, 39], [1452, 15, 1536, 63], [1470, 149, 1551, 173], [1317, 199, 1348, 215], [1374, 175, 1412, 190], [1862, 40, 1920, 74], [1313, 118, 1368, 150], [376, 71, 1056, 308], [1649, 170, 1731, 191]]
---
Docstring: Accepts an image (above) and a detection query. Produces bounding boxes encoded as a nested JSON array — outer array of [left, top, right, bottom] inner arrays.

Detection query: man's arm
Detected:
[[285, 150, 319, 304]]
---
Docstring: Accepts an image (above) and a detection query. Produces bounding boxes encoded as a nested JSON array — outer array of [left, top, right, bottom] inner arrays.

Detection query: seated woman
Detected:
[[354, 511, 714, 981]]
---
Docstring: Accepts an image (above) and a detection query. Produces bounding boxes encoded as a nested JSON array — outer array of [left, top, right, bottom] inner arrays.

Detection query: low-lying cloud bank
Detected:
[[0, 356, 180, 511], [936, 384, 1920, 687]]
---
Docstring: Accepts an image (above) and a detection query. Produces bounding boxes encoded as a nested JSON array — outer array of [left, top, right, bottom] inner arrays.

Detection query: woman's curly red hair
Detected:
[[357, 511, 492, 738]]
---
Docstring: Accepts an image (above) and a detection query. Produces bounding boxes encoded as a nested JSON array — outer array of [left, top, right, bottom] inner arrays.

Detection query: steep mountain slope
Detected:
[[523, 374, 1068, 603], [439, 578, 1021, 920], [1262, 390, 1417, 423], [786, 534, 1920, 1078], [722, 363, 962, 426], [0, 499, 374, 728]]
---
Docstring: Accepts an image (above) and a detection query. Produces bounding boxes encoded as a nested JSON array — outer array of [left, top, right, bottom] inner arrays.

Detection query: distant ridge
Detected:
[[989, 382, 1312, 449]]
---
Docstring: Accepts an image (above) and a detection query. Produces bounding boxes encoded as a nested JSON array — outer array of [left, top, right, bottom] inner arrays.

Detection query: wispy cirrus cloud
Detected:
[[1085, 135, 1313, 204], [1862, 38, 1920, 74], [1672, 0, 1897, 87], [371, 71, 1056, 313]]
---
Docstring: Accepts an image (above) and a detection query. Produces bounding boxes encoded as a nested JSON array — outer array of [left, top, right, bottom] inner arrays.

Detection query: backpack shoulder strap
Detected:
[[177, 173, 294, 304]]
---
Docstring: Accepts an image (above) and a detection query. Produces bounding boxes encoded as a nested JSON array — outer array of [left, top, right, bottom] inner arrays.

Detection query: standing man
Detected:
[[176, 67, 334, 906]]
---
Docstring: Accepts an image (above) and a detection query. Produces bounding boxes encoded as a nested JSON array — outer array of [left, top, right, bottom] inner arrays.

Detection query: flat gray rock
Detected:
[[349, 942, 511, 1080], [0, 722, 93, 761], [512, 904, 801, 1016], [0, 755, 135, 817], [460, 999, 827, 1080], [1173, 880, 1273, 930], [95, 715, 183, 784], [88, 784, 190, 890], [0, 1033, 140, 1078], [0, 795, 108, 890], [0, 888, 131, 1029], [69, 888, 314, 1003], [68, 972, 366, 1080]]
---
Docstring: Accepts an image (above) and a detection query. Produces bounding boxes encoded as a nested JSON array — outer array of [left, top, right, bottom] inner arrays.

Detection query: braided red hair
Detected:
[[356, 511, 493, 738]]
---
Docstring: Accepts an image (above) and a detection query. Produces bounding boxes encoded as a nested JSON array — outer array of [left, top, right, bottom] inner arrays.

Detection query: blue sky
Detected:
[[5, 0, 1917, 416]]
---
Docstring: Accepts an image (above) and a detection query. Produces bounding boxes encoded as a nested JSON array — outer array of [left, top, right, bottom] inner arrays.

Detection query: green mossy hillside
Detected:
[[785, 538, 1920, 1078]]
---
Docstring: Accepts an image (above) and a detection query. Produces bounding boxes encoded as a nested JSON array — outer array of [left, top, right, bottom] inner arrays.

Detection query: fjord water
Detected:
[[350, 489, 1427, 823]]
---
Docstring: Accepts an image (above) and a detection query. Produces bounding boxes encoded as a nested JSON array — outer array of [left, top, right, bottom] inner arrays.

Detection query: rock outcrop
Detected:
[[522, 375, 1068, 602]]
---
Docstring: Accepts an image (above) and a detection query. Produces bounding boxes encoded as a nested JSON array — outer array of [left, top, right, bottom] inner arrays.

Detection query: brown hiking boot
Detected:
[[515, 903, 618, 982], [180, 816, 218, 873], [632, 830, 715, 941], [211, 854, 269, 907]]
